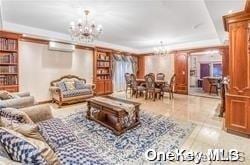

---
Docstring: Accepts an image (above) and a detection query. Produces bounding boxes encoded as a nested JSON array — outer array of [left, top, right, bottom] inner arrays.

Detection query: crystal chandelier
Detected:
[[153, 41, 168, 56], [69, 10, 103, 43]]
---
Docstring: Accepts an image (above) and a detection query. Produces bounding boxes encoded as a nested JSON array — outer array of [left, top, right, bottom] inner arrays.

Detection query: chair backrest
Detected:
[[148, 73, 155, 78], [125, 73, 131, 85], [169, 74, 176, 91], [144, 74, 155, 90], [130, 74, 137, 88], [156, 73, 165, 80]]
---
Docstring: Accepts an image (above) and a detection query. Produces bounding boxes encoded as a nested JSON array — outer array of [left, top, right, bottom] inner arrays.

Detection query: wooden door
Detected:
[[104, 80, 113, 94], [225, 21, 250, 135], [95, 80, 105, 95], [174, 53, 188, 94]]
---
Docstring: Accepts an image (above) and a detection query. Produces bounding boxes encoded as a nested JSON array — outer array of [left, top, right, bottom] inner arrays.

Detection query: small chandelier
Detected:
[[153, 41, 168, 56], [69, 10, 103, 43]]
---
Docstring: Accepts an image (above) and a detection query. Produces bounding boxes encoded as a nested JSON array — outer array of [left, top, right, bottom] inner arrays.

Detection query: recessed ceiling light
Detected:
[[228, 10, 233, 14]]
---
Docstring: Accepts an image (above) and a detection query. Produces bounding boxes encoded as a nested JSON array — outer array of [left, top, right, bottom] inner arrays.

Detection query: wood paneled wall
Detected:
[[223, 1, 250, 136], [137, 56, 145, 78]]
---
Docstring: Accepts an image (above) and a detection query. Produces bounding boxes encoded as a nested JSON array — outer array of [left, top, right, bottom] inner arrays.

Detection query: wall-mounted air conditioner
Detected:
[[49, 41, 75, 52]]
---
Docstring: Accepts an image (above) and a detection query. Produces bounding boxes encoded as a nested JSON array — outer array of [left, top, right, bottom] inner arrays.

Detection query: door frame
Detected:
[[175, 46, 228, 95]]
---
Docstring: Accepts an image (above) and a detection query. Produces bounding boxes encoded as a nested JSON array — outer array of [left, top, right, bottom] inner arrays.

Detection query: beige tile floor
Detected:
[[50, 92, 250, 165]]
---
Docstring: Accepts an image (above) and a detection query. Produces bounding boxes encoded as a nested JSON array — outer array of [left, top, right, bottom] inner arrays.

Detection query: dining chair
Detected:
[[148, 73, 155, 78], [144, 74, 162, 101], [208, 78, 219, 95], [130, 74, 145, 98], [161, 74, 176, 99], [156, 73, 165, 81], [124, 73, 132, 95]]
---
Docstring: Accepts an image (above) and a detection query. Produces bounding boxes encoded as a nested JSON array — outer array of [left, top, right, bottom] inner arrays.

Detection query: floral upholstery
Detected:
[[156, 73, 165, 80]]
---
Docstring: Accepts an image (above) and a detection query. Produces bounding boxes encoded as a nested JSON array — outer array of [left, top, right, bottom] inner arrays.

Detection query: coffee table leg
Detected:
[[86, 101, 91, 119], [115, 116, 123, 134]]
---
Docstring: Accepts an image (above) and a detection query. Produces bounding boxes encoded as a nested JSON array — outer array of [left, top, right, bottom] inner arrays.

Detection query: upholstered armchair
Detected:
[[0, 91, 35, 109], [49, 75, 95, 107]]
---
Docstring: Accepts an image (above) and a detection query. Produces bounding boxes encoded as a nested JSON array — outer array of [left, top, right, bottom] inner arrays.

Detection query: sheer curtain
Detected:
[[113, 55, 134, 92]]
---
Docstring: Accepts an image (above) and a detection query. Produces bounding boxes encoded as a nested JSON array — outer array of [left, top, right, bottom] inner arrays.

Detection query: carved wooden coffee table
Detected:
[[86, 96, 141, 135]]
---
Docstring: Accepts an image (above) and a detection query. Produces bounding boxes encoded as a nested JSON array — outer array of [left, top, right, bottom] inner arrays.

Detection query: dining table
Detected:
[[136, 78, 168, 87]]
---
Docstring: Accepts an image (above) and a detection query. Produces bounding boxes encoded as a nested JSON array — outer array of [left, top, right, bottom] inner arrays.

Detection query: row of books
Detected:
[[97, 53, 110, 61], [0, 53, 18, 64], [97, 75, 111, 80], [0, 66, 17, 74], [0, 75, 18, 85], [0, 38, 17, 51], [97, 61, 110, 67]]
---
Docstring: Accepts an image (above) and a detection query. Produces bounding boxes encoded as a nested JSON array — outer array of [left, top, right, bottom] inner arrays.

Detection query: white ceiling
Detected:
[[1, 0, 245, 53]]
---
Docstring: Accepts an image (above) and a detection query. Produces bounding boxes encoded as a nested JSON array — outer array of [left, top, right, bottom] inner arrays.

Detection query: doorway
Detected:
[[188, 51, 222, 99]]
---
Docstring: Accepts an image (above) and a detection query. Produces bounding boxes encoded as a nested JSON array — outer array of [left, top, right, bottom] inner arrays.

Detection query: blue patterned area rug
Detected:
[[62, 109, 196, 164]]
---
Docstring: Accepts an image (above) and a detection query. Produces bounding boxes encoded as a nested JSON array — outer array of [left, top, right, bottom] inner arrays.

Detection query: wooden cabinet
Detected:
[[223, 7, 250, 136], [174, 53, 188, 94], [226, 95, 250, 134], [93, 48, 113, 95]]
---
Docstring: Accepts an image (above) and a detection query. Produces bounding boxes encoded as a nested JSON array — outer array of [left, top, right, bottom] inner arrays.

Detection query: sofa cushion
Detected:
[[64, 81, 75, 91], [75, 80, 86, 89], [58, 82, 67, 92], [38, 118, 77, 150], [62, 89, 92, 98], [56, 140, 109, 165], [0, 127, 47, 164]]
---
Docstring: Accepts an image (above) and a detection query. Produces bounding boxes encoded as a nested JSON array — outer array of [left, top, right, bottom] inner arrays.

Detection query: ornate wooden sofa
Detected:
[[49, 75, 95, 107]]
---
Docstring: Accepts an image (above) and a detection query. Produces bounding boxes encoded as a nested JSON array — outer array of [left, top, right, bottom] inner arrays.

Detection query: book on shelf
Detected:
[[0, 38, 18, 51], [0, 66, 17, 73], [0, 53, 17, 64], [0, 75, 18, 85]]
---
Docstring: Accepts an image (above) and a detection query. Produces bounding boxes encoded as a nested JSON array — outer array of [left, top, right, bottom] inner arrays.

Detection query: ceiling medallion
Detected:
[[153, 41, 168, 56], [69, 10, 103, 43]]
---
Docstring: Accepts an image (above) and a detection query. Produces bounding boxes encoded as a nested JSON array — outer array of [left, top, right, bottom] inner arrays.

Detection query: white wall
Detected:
[[144, 54, 174, 81], [19, 41, 93, 102]]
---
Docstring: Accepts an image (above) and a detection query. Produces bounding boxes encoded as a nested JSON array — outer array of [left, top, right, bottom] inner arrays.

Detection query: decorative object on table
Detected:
[[49, 75, 95, 107], [63, 108, 196, 164], [153, 41, 168, 56], [86, 96, 141, 135], [69, 10, 103, 43]]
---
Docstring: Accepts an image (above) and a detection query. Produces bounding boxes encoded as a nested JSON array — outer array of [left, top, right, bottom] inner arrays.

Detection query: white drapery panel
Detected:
[[113, 55, 133, 92]]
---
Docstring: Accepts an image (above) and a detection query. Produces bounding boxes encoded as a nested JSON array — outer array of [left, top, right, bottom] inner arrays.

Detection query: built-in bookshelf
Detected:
[[0, 31, 20, 92], [94, 48, 113, 95]]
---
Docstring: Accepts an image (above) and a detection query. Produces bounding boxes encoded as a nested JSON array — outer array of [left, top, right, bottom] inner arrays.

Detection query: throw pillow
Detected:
[[64, 81, 75, 91], [11, 123, 45, 142], [75, 80, 86, 89], [0, 108, 34, 127], [58, 82, 67, 92], [0, 127, 47, 164], [0, 127, 59, 165], [0, 91, 13, 100], [0, 142, 10, 159]]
